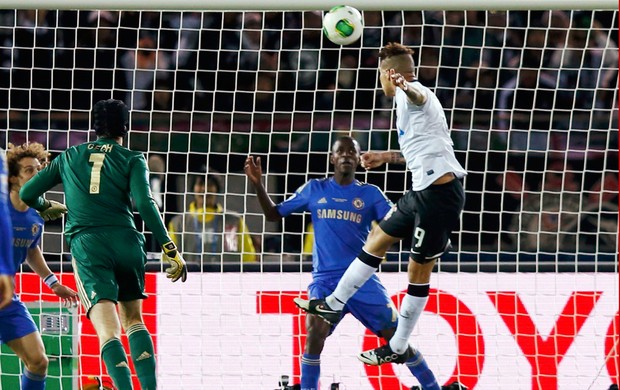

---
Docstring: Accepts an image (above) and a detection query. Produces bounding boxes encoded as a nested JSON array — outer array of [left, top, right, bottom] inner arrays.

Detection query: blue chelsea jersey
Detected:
[[277, 178, 392, 277], [9, 201, 44, 272]]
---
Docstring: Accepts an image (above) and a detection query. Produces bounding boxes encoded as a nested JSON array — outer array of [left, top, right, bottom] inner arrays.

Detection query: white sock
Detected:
[[389, 293, 429, 354], [326, 258, 377, 311]]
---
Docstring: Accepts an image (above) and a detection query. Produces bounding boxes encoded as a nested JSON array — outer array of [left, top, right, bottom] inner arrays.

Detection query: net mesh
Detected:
[[1, 8, 617, 389]]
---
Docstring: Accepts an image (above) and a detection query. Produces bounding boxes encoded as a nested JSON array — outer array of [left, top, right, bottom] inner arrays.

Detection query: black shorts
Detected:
[[379, 179, 465, 264]]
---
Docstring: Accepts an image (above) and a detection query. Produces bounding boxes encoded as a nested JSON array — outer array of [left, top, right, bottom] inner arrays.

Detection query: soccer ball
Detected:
[[322, 5, 364, 46]]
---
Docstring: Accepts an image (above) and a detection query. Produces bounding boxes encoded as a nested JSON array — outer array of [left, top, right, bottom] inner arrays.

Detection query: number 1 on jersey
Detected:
[[89, 153, 106, 194]]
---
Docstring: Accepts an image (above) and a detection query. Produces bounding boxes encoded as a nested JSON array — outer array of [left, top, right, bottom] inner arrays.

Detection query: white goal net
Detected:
[[0, 4, 617, 390]]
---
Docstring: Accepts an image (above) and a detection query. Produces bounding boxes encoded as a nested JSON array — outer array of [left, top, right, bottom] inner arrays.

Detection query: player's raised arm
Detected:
[[244, 155, 281, 221], [129, 154, 187, 283], [388, 69, 427, 105]]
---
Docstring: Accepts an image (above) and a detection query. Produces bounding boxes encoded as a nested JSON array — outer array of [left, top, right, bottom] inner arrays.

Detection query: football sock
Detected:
[[327, 251, 382, 311], [22, 368, 45, 390], [300, 353, 320, 390], [389, 283, 430, 354], [406, 349, 440, 390], [127, 323, 157, 390], [101, 337, 133, 390]]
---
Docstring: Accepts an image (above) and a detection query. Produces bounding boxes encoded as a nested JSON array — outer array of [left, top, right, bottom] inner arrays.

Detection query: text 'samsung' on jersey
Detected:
[[276, 178, 391, 276]]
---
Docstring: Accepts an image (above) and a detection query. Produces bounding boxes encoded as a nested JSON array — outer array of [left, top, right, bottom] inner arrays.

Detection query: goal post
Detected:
[[2, 0, 619, 10], [0, 2, 617, 389]]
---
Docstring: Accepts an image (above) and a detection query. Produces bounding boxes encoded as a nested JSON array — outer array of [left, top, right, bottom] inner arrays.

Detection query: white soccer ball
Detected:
[[322, 5, 364, 46]]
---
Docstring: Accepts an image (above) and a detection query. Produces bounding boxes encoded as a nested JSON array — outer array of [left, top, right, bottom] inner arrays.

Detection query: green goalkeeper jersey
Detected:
[[20, 138, 171, 247]]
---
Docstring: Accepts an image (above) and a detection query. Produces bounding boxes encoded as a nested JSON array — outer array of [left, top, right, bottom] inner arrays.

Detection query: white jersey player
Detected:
[[295, 42, 467, 377]]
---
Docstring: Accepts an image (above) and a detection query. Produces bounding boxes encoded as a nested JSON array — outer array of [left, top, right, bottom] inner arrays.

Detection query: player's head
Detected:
[[192, 172, 222, 209], [378, 42, 416, 96], [92, 99, 129, 139], [330, 136, 361, 177], [6, 142, 49, 191]]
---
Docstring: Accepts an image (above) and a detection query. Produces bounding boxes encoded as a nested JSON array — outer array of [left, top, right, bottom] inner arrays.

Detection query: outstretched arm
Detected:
[[244, 156, 282, 222], [130, 155, 187, 283]]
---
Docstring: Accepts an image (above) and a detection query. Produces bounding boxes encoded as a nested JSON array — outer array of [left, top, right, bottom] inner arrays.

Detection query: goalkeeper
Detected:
[[20, 99, 187, 390], [245, 136, 440, 390]]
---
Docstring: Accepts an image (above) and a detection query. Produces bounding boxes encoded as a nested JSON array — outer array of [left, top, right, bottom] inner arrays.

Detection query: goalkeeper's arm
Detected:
[[129, 155, 187, 282]]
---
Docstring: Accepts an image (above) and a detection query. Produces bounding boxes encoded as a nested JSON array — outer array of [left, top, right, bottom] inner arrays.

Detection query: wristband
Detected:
[[43, 274, 59, 289], [162, 241, 178, 255], [36, 199, 51, 213]]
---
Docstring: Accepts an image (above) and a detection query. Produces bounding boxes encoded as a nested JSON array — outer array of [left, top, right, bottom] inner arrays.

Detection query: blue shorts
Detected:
[[308, 274, 397, 336], [0, 297, 38, 343]]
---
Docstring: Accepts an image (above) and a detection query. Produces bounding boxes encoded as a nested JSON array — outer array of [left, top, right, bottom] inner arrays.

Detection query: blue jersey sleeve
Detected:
[[369, 185, 393, 221], [276, 180, 313, 217], [0, 151, 15, 275]]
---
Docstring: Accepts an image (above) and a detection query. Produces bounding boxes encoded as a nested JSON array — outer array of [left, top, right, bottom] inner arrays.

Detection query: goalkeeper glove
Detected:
[[161, 241, 187, 283], [38, 200, 68, 222]]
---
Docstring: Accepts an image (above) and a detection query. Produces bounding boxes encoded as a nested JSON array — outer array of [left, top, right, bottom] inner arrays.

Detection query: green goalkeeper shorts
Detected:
[[70, 227, 148, 316]]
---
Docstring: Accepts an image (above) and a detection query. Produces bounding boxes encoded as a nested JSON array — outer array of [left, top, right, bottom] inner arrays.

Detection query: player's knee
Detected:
[[97, 329, 122, 346], [24, 352, 48, 375], [378, 327, 396, 341], [119, 301, 144, 330], [120, 317, 143, 331], [365, 228, 395, 255], [407, 259, 435, 283]]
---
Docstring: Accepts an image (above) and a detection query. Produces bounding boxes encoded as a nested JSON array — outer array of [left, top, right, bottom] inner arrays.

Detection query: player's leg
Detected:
[[377, 328, 440, 390], [119, 299, 156, 390], [71, 232, 133, 390], [293, 226, 400, 324], [3, 301, 48, 390], [325, 226, 399, 311], [300, 279, 333, 390], [387, 259, 435, 355], [301, 314, 330, 390], [294, 197, 411, 324], [404, 348, 441, 390], [8, 332, 48, 390], [326, 195, 415, 313], [388, 180, 465, 356], [115, 230, 154, 390], [344, 274, 438, 389], [89, 300, 133, 390]]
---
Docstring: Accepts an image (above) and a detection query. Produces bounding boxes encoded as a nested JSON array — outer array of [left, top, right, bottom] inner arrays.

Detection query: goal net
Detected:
[[1, 4, 617, 390]]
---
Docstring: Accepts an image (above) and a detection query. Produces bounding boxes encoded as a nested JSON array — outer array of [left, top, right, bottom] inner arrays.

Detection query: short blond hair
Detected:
[[378, 42, 415, 60], [378, 42, 416, 72]]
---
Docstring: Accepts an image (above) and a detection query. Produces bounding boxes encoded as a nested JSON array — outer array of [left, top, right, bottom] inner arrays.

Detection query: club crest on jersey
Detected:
[[352, 198, 364, 210], [31, 223, 40, 236]]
